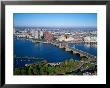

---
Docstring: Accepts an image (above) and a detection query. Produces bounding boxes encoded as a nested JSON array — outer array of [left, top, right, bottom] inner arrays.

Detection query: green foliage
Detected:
[[28, 66, 33, 75], [33, 67, 39, 75], [14, 68, 21, 75], [21, 68, 27, 75], [14, 58, 96, 75]]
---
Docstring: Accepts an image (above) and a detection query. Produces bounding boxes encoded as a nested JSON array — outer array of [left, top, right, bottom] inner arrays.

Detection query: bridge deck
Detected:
[[51, 42, 96, 60]]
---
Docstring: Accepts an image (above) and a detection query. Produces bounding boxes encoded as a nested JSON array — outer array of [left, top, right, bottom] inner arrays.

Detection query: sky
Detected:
[[13, 13, 97, 28]]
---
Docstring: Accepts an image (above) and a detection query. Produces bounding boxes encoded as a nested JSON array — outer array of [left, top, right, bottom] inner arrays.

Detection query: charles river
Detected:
[[14, 39, 97, 68]]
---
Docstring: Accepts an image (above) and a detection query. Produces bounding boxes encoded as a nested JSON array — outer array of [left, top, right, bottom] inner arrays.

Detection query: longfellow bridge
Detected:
[[50, 42, 97, 61], [14, 37, 97, 61], [28, 38, 97, 61]]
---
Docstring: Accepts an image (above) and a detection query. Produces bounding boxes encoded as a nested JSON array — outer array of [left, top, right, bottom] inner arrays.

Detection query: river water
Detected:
[[14, 39, 96, 67]]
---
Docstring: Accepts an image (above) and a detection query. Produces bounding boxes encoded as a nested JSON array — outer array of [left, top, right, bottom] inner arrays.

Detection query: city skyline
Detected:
[[14, 13, 97, 28], [14, 13, 97, 75]]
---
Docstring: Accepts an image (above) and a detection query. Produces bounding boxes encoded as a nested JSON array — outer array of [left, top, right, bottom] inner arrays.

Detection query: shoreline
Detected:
[[14, 37, 97, 45], [14, 56, 80, 67], [14, 56, 97, 75]]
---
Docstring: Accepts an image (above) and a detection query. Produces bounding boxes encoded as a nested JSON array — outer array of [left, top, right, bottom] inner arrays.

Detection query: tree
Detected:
[[14, 68, 21, 75], [28, 66, 33, 75], [21, 68, 27, 75]]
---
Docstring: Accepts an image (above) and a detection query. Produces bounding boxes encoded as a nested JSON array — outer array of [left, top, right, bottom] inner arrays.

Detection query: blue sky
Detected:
[[13, 13, 97, 27]]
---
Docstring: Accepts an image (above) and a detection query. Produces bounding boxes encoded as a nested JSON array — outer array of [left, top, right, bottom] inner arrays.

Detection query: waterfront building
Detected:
[[58, 34, 74, 42], [31, 30, 35, 38], [44, 31, 54, 42], [15, 33, 26, 38], [36, 30, 44, 39], [84, 36, 97, 43], [39, 30, 44, 39], [34, 31, 39, 39]]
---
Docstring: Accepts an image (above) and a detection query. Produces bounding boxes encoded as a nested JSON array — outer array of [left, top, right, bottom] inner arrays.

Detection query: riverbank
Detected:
[[14, 56, 97, 75]]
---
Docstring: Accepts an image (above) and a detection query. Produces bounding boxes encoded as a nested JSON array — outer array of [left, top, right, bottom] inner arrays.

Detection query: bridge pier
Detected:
[[51, 42, 96, 60]]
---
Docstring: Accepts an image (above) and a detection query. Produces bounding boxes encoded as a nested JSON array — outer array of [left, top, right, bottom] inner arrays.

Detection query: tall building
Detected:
[[44, 31, 54, 42], [34, 31, 39, 39], [31, 30, 39, 39], [39, 30, 44, 39], [37, 30, 44, 40], [31, 30, 34, 37]]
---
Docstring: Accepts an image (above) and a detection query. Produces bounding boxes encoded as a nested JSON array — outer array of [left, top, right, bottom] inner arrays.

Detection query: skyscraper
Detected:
[[44, 31, 54, 42]]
